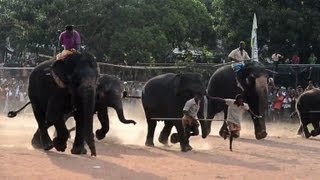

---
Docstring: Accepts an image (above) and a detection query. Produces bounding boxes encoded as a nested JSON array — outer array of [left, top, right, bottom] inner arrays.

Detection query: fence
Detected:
[[0, 63, 313, 122]]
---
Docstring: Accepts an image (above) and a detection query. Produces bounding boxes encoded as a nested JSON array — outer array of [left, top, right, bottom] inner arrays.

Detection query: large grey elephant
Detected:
[[28, 52, 98, 156], [205, 61, 268, 140], [9, 74, 136, 144], [296, 88, 320, 138], [142, 73, 208, 152]]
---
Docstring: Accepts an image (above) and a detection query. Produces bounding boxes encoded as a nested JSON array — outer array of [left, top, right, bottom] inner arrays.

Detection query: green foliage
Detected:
[[0, 0, 216, 64], [2, 0, 319, 65], [210, 0, 320, 62]]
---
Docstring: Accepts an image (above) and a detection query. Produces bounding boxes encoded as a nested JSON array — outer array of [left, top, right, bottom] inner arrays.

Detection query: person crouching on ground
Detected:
[[181, 93, 201, 152]]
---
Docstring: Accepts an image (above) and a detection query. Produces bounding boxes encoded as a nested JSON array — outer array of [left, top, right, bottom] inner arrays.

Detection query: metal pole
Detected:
[[150, 118, 224, 121]]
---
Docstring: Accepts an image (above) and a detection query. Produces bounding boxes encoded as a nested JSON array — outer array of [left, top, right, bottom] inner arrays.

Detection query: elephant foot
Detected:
[[32, 139, 43, 149], [31, 132, 43, 149], [219, 129, 230, 140], [41, 135, 53, 151], [304, 132, 311, 138], [170, 133, 180, 144], [145, 138, 154, 147], [53, 137, 67, 152], [310, 129, 320, 137], [95, 129, 106, 140], [158, 133, 169, 145], [71, 146, 87, 155], [181, 144, 192, 152], [42, 141, 53, 151], [255, 131, 268, 140]]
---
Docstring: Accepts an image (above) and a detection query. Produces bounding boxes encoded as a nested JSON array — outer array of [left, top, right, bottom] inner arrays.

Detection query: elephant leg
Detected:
[[296, 124, 303, 135], [52, 120, 69, 152], [219, 108, 229, 139], [145, 117, 157, 147], [303, 125, 311, 138], [96, 108, 109, 140], [71, 112, 87, 155], [159, 121, 173, 145], [32, 106, 53, 151], [300, 112, 311, 138]]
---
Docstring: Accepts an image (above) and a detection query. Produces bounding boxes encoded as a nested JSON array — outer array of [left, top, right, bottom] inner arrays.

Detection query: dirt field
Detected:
[[1, 103, 320, 180]]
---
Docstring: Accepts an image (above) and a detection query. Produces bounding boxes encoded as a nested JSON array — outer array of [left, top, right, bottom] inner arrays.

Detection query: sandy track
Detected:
[[1, 110, 320, 180]]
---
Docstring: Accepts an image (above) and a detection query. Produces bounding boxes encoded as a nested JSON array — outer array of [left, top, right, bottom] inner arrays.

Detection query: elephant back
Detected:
[[207, 65, 239, 98], [296, 89, 320, 112], [142, 73, 176, 108]]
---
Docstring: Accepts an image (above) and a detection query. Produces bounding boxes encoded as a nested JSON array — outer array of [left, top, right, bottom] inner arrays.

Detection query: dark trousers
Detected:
[[184, 123, 199, 144]]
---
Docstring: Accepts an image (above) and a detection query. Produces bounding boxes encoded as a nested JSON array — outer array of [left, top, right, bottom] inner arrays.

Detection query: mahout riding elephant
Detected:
[[9, 74, 136, 143], [28, 52, 98, 156], [205, 61, 268, 140], [296, 88, 320, 138], [142, 73, 209, 152]]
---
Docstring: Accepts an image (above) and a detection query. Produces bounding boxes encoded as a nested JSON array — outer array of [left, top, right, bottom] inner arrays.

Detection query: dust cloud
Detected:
[[0, 99, 302, 150]]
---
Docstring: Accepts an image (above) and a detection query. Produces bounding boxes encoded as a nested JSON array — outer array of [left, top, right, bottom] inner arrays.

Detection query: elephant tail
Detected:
[[7, 101, 31, 118]]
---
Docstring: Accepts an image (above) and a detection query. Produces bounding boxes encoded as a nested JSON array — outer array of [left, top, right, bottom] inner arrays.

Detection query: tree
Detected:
[[0, 0, 216, 65], [210, 0, 320, 63]]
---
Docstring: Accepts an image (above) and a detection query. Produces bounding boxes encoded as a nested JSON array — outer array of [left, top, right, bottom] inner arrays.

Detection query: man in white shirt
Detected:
[[180, 94, 201, 152], [208, 94, 261, 151], [224, 95, 250, 137], [228, 41, 251, 62], [271, 53, 283, 71]]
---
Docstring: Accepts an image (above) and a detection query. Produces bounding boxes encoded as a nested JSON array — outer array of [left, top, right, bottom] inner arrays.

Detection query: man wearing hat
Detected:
[[59, 25, 81, 51]]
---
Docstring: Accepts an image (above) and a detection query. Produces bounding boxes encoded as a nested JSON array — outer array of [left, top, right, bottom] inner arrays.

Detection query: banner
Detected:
[[251, 13, 258, 61]]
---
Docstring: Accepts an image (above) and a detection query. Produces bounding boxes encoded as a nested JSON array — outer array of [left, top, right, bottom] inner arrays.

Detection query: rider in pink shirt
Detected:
[[59, 25, 81, 51]]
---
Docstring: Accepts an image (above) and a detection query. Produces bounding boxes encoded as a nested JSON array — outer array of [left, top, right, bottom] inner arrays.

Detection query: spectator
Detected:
[[273, 87, 286, 121], [268, 78, 276, 92], [271, 53, 284, 71], [291, 54, 300, 64], [308, 53, 317, 64], [282, 91, 292, 120]]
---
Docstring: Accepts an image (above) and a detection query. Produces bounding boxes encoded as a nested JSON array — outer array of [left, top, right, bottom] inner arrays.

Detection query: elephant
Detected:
[[142, 73, 208, 152], [28, 52, 99, 156], [9, 74, 136, 143], [94, 74, 136, 140], [296, 88, 320, 138], [205, 61, 268, 140]]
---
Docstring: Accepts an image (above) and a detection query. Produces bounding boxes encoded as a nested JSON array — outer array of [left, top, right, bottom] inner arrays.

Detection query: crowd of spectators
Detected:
[[0, 70, 30, 114], [266, 78, 316, 122]]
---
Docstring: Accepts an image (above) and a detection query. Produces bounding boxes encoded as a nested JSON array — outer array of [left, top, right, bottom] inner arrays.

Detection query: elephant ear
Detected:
[[245, 73, 256, 86], [173, 74, 181, 95], [50, 59, 74, 88]]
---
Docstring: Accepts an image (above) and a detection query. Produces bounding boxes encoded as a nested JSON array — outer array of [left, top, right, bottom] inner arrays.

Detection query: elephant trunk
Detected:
[[113, 100, 136, 125], [80, 86, 96, 156], [254, 76, 268, 139], [199, 96, 211, 138]]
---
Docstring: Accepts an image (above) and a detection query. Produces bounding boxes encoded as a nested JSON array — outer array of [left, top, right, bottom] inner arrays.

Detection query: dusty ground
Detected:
[[0, 102, 320, 180]]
